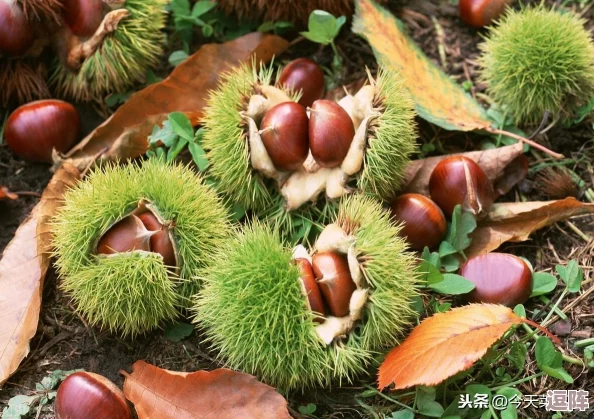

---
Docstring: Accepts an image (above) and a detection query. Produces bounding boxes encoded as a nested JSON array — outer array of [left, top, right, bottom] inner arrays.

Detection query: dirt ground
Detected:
[[1, 1, 593, 418]]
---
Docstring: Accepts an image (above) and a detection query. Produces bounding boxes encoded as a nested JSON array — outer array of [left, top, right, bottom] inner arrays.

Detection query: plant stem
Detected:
[[575, 338, 594, 348], [541, 288, 569, 326], [490, 373, 543, 391], [538, 296, 567, 320]]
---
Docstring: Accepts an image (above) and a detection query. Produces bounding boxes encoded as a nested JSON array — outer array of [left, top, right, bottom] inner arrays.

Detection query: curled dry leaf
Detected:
[[378, 304, 522, 390], [467, 198, 594, 258], [0, 186, 18, 200], [122, 360, 291, 419], [0, 164, 80, 385], [61, 32, 289, 171], [400, 142, 524, 196]]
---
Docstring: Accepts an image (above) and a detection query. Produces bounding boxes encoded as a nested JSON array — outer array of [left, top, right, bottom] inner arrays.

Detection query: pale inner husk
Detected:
[[243, 84, 379, 211], [292, 222, 369, 345]]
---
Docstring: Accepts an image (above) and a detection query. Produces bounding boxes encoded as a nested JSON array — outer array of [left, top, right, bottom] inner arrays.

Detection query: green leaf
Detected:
[[429, 274, 475, 295], [506, 342, 528, 369], [166, 138, 189, 162], [535, 336, 558, 368], [169, 113, 194, 142], [513, 304, 526, 318], [530, 272, 558, 297], [164, 322, 194, 342], [446, 206, 477, 253], [230, 202, 246, 222], [301, 10, 342, 45], [422, 247, 440, 268], [556, 260, 583, 292], [572, 96, 594, 124], [257, 21, 275, 32], [169, 50, 189, 67], [389, 411, 414, 419], [466, 384, 491, 398], [298, 403, 317, 414], [416, 386, 444, 417], [441, 255, 460, 272], [500, 405, 518, 419], [2, 395, 37, 418], [188, 142, 209, 171], [170, 0, 191, 17], [202, 24, 214, 37], [540, 365, 574, 383], [192, 0, 216, 17], [419, 260, 443, 286]]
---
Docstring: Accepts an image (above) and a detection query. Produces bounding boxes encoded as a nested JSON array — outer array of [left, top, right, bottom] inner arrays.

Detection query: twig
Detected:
[[484, 127, 564, 158], [565, 221, 591, 242]]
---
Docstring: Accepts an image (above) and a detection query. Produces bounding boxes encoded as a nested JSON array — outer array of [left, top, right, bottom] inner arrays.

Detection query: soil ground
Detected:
[[1, 1, 593, 418]]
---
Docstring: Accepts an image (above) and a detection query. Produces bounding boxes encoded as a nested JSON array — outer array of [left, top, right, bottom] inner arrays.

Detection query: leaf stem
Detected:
[[540, 288, 569, 326], [484, 127, 564, 159]]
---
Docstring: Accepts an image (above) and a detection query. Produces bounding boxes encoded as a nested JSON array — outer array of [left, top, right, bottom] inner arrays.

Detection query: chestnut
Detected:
[[4, 99, 81, 163], [429, 155, 494, 217], [460, 252, 533, 307], [0, 0, 34, 56], [312, 251, 356, 318], [61, 0, 106, 37], [309, 100, 355, 169], [277, 58, 325, 108], [55, 371, 132, 419], [97, 215, 154, 255], [459, 0, 510, 28], [259, 102, 309, 171], [390, 193, 447, 251], [295, 258, 326, 322], [137, 211, 176, 267]]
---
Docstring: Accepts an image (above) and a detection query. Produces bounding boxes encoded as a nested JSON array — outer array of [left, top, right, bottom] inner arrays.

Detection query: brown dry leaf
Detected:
[[0, 164, 80, 385], [122, 360, 291, 419], [63, 32, 289, 171], [378, 304, 522, 389], [0, 186, 18, 200], [400, 142, 524, 197], [467, 198, 594, 258]]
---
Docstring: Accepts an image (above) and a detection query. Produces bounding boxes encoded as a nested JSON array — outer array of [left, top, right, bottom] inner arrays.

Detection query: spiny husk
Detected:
[[478, 4, 594, 125], [0, 59, 50, 106], [19, 0, 62, 22], [50, 0, 168, 102], [52, 159, 231, 336], [195, 195, 419, 391]]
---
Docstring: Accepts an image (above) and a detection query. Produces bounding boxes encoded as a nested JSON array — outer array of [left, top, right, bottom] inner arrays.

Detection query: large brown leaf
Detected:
[[467, 198, 594, 258], [63, 33, 289, 171], [378, 304, 522, 389], [0, 164, 80, 385], [122, 361, 291, 419]]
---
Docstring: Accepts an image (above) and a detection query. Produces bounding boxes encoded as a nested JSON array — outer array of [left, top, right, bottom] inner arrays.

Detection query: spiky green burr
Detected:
[[52, 159, 230, 336], [478, 4, 594, 125], [194, 195, 419, 391]]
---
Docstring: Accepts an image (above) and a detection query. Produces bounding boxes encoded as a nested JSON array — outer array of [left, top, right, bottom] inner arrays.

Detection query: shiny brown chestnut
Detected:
[[137, 211, 176, 267], [459, 0, 511, 28], [61, 0, 106, 37], [259, 102, 309, 171], [4, 99, 81, 163], [460, 252, 533, 307], [390, 193, 447, 251], [429, 155, 495, 217], [55, 371, 132, 419], [97, 215, 154, 255], [0, 0, 35, 56], [295, 258, 326, 322], [308, 99, 355, 169], [277, 58, 325, 108], [312, 251, 356, 318]]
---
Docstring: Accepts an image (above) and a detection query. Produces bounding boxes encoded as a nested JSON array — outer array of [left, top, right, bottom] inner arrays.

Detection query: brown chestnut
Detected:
[[0, 0, 34, 56], [4, 99, 81, 163], [137, 211, 176, 267], [429, 155, 495, 217], [97, 215, 154, 255], [295, 258, 326, 322], [55, 371, 132, 419], [259, 102, 309, 171], [390, 193, 447, 251], [309, 100, 355, 168], [460, 252, 533, 307], [61, 0, 106, 37], [459, 0, 510, 28], [277, 58, 325, 108], [312, 251, 356, 318]]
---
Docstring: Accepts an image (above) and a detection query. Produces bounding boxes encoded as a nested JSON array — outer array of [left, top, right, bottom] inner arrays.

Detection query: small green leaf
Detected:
[[298, 403, 317, 414], [506, 342, 528, 369], [169, 50, 189, 67], [202, 24, 214, 37], [535, 336, 558, 368], [446, 206, 477, 253], [166, 138, 189, 162], [170, 0, 191, 17], [441, 255, 460, 272], [164, 322, 194, 342], [540, 365, 574, 383], [389, 411, 414, 419], [192, 0, 216, 17], [466, 384, 491, 397], [438, 241, 458, 257], [257, 21, 275, 32], [230, 202, 246, 222], [2, 395, 37, 418], [513, 304, 526, 318], [416, 386, 444, 418], [188, 142, 209, 171], [429, 274, 475, 295], [556, 260, 583, 292], [530, 272, 557, 297], [169, 112, 194, 142]]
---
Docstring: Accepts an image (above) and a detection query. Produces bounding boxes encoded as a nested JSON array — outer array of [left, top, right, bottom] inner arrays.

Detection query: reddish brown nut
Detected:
[[0, 1, 34, 56], [295, 258, 326, 322], [259, 102, 309, 171], [390, 193, 447, 251], [429, 155, 495, 217], [460, 252, 533, 307], [312, 251, 356, 318], [97, 215, 154, 255], [277, 58, 325, 108], [459, 0, 511, 28], [61, 0, 106, 37], [137, 211, 176, 267], [55, 371, 132, 419], [4, 99, 81, 163], [309, 99, 355, 168]]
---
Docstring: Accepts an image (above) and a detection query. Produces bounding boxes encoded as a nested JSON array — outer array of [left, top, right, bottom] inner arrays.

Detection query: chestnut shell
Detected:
[[312, 251, 356, 318], [277, 58, 325, 108], [391, 193, 447, 251], [296, 258, 326, 322], [62, 0, 105, 37], [0, 1, 34, 56], [309, 100, 355, 169], [137, 211, 176, 267]]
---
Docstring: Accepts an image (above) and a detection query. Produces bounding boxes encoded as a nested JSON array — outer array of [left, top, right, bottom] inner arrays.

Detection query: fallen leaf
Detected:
[[0, 164, 80, 385], [400, 142, 524, 197], [0, 186, 18, 200], [62, 32, 289, 171], [122, 360, 291, 419], [378, 304, 522, 389], [353, 0, 492, 132], [467, 198, 594, 258]]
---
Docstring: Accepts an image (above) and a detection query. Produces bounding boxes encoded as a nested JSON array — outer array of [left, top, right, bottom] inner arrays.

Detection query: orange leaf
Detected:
[[122, 361, 291, 419], [378, 304, 522, 389], [467, 198, 594, 258], [0, 164, 80, 385], [62, 32, 288, 170]]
